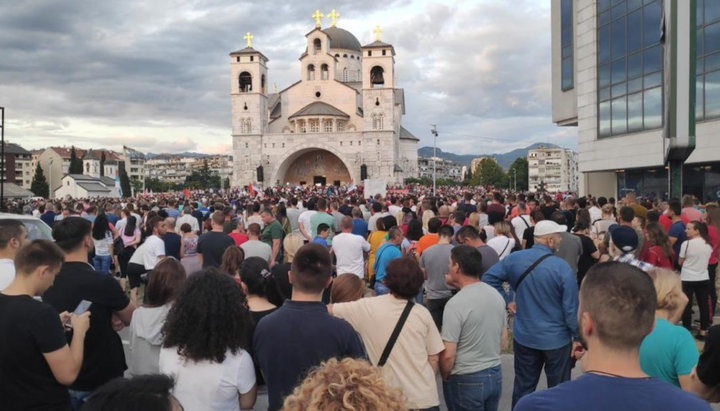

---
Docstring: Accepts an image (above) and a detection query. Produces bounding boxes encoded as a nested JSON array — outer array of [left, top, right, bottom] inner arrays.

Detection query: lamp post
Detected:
[[0, 107, 4, 210], [431, 124, 438, 195]]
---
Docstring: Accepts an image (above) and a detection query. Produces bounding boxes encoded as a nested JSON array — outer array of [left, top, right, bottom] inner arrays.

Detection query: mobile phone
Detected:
[[65, 300, 92, 328]]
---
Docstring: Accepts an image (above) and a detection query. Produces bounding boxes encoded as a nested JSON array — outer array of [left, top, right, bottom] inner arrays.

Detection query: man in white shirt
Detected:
[[331, 217, 370, 279], [298, 201, 317, 242], [0, 220, 28, 291], [511, 202, 533, 243], [175, 206, 199, 234], [588, 198, 602, 224]]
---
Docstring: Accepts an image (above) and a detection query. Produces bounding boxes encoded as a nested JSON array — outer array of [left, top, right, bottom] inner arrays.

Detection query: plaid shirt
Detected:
[[614, 253, 654, 272]]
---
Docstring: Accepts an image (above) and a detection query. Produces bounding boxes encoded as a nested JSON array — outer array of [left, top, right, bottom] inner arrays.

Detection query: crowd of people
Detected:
[[1, 185, 720, 410]]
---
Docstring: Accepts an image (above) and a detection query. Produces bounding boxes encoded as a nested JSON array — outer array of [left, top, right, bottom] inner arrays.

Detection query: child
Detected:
[[312, 223, 330, 248]]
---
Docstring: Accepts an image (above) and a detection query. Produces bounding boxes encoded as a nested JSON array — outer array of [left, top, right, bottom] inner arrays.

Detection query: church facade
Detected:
[[229, 13, 418, 188]]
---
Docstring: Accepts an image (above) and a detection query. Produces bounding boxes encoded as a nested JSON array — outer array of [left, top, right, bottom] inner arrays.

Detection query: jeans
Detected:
[[426, 297, 450, 331], [512, 341, 571, 409], [682, 279, 713, 331], [92, 254, 112, 274], [443, 365, 502, 411], [374, 281, 390, 295], [69, 389, 92, 411]]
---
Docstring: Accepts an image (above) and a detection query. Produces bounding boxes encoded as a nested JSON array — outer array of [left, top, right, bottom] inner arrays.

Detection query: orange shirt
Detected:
[[416, 233, 439, 256]]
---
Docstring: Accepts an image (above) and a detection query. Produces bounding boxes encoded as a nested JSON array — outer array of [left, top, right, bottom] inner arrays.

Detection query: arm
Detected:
[[179, 237, 185, 258], [562, 267, 580, 340], [688, 367, 720, 401], [270, 238, 280, 266], [44, 312, 90, 386], [482, 259, 508, 297], [239, 384, 257, 410], [114, 301, 137, 326], [299, 219, 312, 242], [501, 326, 509, 349], [439, 341, 457, 380], [428, 353, 440, 374]]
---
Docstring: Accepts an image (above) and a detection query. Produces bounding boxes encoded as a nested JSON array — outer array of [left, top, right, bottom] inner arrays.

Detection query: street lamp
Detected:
[[431, 124, 438, 195]]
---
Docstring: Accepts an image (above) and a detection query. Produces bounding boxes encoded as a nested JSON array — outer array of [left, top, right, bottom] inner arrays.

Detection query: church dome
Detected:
[[322, 27, 361, 52]]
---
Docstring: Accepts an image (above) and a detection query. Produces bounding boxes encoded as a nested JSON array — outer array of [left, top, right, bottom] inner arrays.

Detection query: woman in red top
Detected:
[[705, 204, 720, 315], [644, 222, 674, 269]]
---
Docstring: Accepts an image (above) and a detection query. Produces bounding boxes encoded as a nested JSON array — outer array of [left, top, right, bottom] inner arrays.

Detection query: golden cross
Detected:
[[312, 10, 324, 28], [328, 9, 340, 27], [373, 25, 382, 42], [244, 32, 253, 48]]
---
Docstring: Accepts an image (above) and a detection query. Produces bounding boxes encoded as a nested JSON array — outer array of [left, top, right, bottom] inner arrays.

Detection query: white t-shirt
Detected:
[[680, 237, 713, 282], [141, 236, 166, 270], [332, 232, 371, 278], [298, 210, 317, 239], [176, 214, 200, 234], [159, 348, 256, 411], [511, 215, 532, 242], [0, 259, 16, 291], [589, 206, 602, 223], [487, 235, 515, 260]]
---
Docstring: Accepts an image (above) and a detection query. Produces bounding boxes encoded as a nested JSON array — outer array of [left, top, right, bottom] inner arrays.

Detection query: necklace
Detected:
[[585, 370, 650, 379]]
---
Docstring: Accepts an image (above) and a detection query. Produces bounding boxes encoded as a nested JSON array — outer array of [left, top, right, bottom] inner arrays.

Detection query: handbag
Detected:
[[113, 236, 125, 256], [377, 300, 414, 366]]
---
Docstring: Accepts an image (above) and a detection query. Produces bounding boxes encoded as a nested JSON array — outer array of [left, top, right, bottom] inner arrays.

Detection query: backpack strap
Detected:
[[377, 301, 414, 367]]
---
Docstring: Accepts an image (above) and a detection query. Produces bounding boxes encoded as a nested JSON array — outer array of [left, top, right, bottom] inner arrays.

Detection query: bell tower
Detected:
[[361, 26, 397, 134]]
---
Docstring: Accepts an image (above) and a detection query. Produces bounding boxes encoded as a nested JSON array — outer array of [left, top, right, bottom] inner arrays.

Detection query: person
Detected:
[[0, 219, 28, 291], [351, 207, 369, 237], [253, 243, 365, 411], [486, 221, 516, 260], [282, 358, 406, 411], [550, 211, 583, 274], [159, 269, 257, 411], [228, 219, 249, 246], [644, 222, 675, 269], [514, 262, 710, 411], [162, 218, 181, 260], [441, 246, 507, 411], [690, 324, 720, 401], [91, 213, 114, 274], [43, 217, 136, 409], [82, 374, 183, 411], [312, 223, 330, 247], [176, 205, 200, 235], [330, 273, 365, 303], [367, 218, 388, 280], [240, 256, 278, 326], [373, 227, 404, 296], [330, 257, 445, 410], [197, 211, 235, 268], [420, 224, 455, 330], [639, 268, 697, 389], [128, 257, 186, 376], [219, 246, 245, 286], [679, 220, 714, 339], [455, 225, 500, 276], [522, 210, 544, 249], [591, 203, 616, 238], [483, 220, 579, 408], [41, 204, 57, 227], [179, 222, 201, 274], [126, 216, 167, 305], [667, 200, 687, 270], [573, 219, 599, 287], [609, 225, 654, 272], [117, 213, 141, 289], [241, 223, 272, 262], [0, 240, 91, 411], [298, 199, 317, 242], [286, 197, 302, 235], [331, 216, 371, 279], [705, 203, 720, 315], [511, 202, 532, 243], [261, 208, 285, 267], [682, 194, 704, 222], [417, 217, 441, 256]]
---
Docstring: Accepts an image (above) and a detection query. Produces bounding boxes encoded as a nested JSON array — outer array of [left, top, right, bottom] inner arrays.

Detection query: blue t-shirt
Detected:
[[373, 242, 402, 282], [515, 373, 710, 411], [352, 218, 368, 237], [639, 318, 698, 387], [312, 236, 328, 248], [668, 221, 687, 265]]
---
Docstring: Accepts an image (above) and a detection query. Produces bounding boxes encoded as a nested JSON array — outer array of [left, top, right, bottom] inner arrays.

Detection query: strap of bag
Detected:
[[499, 238, 511, 257], [377, 300, 414, 367], [521, 215, 530, 229], [514, 253, 553, 290]]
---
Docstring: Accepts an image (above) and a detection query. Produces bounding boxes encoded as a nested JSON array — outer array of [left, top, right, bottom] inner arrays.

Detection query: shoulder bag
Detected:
[[377, 300, 414, 366], [513, 253, 553, 290]]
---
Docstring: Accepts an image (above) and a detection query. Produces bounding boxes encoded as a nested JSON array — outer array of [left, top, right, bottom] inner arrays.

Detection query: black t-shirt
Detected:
[[576, 233, 598, 285], [540, 204, 558, 220], [253, 300, 365, 411], [523, 226, 536, 249], [42, 262, 130, 391], [0, 294, 70, 411], [698, 324, 720, 387], [197, 231, 235, 268], [162, 232, 182, 260]]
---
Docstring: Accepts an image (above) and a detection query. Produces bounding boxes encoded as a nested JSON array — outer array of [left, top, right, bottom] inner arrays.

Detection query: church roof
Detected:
[[288, 102, 350, 120], [77, 182, 111, 193], [322, 27, 362, 52], [400, 127, 420, 141], [84, 150, 99, 161], [229, 46, 268, 61], [363, 40, 392, 48]]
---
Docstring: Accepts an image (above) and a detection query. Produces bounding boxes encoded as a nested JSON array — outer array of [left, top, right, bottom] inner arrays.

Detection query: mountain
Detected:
[[418, 142, 560, 169], [145, 151, 210, 159]]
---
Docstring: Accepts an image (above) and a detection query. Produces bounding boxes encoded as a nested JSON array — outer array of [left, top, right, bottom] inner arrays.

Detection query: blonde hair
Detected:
[[331, 274, 365, 303], [467, 212, 480, 230], [649, 268, 684, 312], [282, 358, 406, 411], [493, 221, 513, 237]]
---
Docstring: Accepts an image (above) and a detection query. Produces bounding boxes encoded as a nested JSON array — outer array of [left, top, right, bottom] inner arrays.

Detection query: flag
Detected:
[[347, 182, 357, 193], [248, 183, 255, 197], [183, 188, 190, 198]]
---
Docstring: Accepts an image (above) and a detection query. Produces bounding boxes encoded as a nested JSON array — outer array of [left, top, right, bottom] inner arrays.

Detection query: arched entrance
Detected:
[[276, 149, 352, 186]]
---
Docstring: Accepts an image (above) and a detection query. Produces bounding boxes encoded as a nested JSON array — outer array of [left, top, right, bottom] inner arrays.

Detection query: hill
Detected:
[[418, 142, 560, 169]]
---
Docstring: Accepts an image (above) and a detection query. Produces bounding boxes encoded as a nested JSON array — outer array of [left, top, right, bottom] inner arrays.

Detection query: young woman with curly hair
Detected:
[[159, 268, 256, 411], [282, 358, 406, 411]]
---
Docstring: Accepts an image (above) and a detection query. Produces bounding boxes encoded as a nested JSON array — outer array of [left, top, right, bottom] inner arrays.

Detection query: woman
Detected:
[[118, 213, 141, 288], [329, 257, 444, 410], [705, 203, 720, 315], [640, 268, 697, 389], [487, 221, 515, 260], [592, 204, 617, 238], [128, 258, 186, 376], [276, 203, 291, 235], [522, 210, 544, 249], [403, 218, 423, 257], [644, 222, 674, 269], [367, 219, 388, 281], [219, 246, 245, 287], [239, 257, 277, 324], [91, 213, 114, 274], [573, 220, 599, 287], [159, 269, 257, 411], [179, 222, 201, 275], [679, 221, 714, 339], [331, 273, 365, 303]]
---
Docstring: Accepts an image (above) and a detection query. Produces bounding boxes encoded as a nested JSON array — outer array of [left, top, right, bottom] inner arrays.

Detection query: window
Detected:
[[241, 118, 252, 134], [561, 0, 574, 90], [372, 113, 384, 130], [239, 72, 252, 92], [597, 0, 663, 137], [337, 121, 345, 132], [313, 38, 321, 54], [697, 0, 720, 121], [321, 64, 329, 80], [370, 66, 385, 87], [307, 64, 315, 81], [309, 119, 319, 133], [261, 74, 266, 94], [342, 68, 348, 82], [298, 120, 307, 133], [324, 119, 333, 132]]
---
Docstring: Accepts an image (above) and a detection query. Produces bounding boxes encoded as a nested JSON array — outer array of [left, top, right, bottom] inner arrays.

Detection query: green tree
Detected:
[[185, 159, 221, 189], [130, 179, 144, 195], [100, 151, 106, 177], [507, 157, 529, 191], [68, 146, 83, 174], [30, 163, 49, 198], [119, 165, 132, 198], [471, 158, 505, 187]]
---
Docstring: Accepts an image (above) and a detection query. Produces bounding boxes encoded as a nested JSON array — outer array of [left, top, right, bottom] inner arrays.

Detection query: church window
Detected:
[[236, 57, 240, 62], [335, 54, 340, 58], [340, 141, 343, 146], [378, 113, 384, 129], [298, 120, 307, 133], [349, 141, 353, 146], [245, 143, 248, 148], [321, 64, 329, 80], [382, 50, 386, 56], [239, 72, 252, 92], [358, 141, 361, 146], [342, 68, 348, 82], [261, 74, 266, 94], [313, 38, 322, 54], [250, 56, 254, 62], [272, 143, 275, 148], [343, 54, 348, 58], [337, 121, 345, 132], [85, 163, 90, 173], [307, 65, 315, 80], [367, 50, 372, 57], [370, 66, 385, 87], [377, 139, 380, 145], [282, 143, 285, 148], [323, 119, 333, 132], [309, 119, 319, 133]]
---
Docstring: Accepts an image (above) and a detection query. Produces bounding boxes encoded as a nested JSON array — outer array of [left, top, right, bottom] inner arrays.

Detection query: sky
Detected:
[[0, 0, 577, 156]]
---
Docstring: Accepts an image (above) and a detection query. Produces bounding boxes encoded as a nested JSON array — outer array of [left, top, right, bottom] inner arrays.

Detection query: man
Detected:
[[625, 191, 648, 219], [261, 208, 284, 267], [0, 240, 91, 410], [516, 262, 710, 411], [609, 225, 653, 272], [197, 211, 235, 268], [330, 201, 343, 234], [420, 225, 455, 330], [162, 218, 181, 260], [127, 216, 166, 304], [605, 206, 645, 260], [351, 207, 368, 237], [41, 204, 57, 227], [588, 198, 602, 224], [667, 200, 687, 270], [331, 216, 370, 279], [417, 217, 442, 256], [253, 244, 365, 411], [455, 225, 500, 275], [373, 227, 404, 295], [681, 194, 703, 222], [286, 197, 302, 235], [368, 202, 384, 233], [550, 211, 583, 275], [43, 217, 136, 408], [483, 220, 579, 408], [441, 246, 507, 411], [105, 204, 119, 225], [0, 219, 28, 291], [241, 223, 272, 262], [511, 203, 532, 242], [298, 199, 317, 241], [690, 324, 720, 401], [176, 206, 199, 234], [163, 200, 180, 219], [311, 198, 336, 247]]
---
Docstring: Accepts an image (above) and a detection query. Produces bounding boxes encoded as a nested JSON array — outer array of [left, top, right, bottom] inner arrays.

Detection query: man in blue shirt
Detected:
[[515, 262, 711, 411], [351, 208, 368, 237], [667, 200, 687, 270], [373, 227, 403, 295], [483, 220, 579, 408]]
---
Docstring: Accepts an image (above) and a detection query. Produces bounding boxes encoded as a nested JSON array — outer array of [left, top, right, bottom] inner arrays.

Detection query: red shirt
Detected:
[[229, 232, 248, 246], [645, 245, 674, 269]]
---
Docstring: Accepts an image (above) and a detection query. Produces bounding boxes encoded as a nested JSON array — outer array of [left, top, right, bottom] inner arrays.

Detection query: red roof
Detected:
[[49, 147, 121, 161]]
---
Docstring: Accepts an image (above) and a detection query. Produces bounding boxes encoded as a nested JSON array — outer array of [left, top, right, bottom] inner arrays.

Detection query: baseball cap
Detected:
[[610, 225, 638, 252], [534, 220, 567, 236]]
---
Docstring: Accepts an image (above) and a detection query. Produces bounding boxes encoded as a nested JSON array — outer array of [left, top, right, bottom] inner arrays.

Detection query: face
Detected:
[[685, 223, 698, 238], [446, 256, 460, 288], [156, 223, 167, 236], [547, 233, 562, 252], [261, 212, 272, 225]]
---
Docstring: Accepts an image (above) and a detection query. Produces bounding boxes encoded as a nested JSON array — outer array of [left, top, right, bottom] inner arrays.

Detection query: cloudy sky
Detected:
[[0, 0, 577, 155]]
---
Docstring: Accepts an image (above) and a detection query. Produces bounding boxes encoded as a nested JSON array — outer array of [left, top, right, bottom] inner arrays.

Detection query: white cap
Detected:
[[534, 220, 567, 236]]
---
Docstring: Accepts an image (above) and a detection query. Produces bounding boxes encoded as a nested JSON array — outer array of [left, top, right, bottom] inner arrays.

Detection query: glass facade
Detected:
[[617, 163, 720, 202], [597, 0, 663, 138], [561, 0, 574, 90], [696, 0, 720, 121]]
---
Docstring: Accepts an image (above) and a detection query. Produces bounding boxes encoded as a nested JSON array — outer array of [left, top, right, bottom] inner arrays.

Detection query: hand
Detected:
[[572, 341, 585, 360], [507, 302, 517, 314], [269, 260, 276, 269], [70, 311, 91, 335], [59, 311, 72, 327], [111, 313, 125, 331]]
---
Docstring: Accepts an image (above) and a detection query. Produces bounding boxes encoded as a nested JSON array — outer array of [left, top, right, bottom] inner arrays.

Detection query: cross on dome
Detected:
[[312, 10, 324, 28], [328, 9, 340, 27], [373, 25, 383, 41], [244, 32, 253, 48]]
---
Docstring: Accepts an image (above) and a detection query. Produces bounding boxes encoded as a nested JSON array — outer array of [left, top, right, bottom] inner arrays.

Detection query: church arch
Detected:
[[370, 66, 385, 87], [239, 72, 253, 92], [307, 64, 316, 81], [313, 38, 322, 54], [274, 145, 354, 185], [321, 64, 329, 80]]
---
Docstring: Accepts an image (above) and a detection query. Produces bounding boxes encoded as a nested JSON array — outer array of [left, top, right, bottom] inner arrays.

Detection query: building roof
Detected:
[[229, 46, 269, 61], [77, 182, 111, 193], [400, 127, 420, 141], [0, 182, 34, 198], [105, 159, 118, 165], [362, 40, 394, 50], [2, 142, 31, 155], [322, 27, 362, 52], [288, 102, 350, 120], [84, 150, 99, 161]]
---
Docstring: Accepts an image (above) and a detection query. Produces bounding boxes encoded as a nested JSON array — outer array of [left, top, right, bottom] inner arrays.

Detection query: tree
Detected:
[[100, 151, 106, 177], [119, 165, 131, 198], [68, 146, 83, 174], [185, 159, 221, 189], [507, 157, 529, 191], [471, 158, 505, 187], [30, 163, 49, 198], [465, 165, 473, 183]]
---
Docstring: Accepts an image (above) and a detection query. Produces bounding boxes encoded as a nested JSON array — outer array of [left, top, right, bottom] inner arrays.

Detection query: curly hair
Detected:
[[162, 268, 252, 363], [282, 358, 406, 411]]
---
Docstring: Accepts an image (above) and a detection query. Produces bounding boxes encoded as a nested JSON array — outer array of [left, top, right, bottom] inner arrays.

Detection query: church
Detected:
[[229, 10, 419, 188]]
